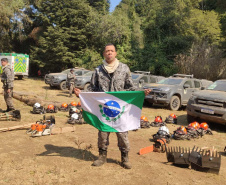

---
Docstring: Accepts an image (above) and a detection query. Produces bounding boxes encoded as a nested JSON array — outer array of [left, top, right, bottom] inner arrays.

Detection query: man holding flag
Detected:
[[74, 44, 151, 169]]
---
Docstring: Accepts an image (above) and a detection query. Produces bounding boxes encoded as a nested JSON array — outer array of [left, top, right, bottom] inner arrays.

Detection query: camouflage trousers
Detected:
[[3, 88, 14, 110], [98, 130, 130, 152], [69, 83, 74, 96]]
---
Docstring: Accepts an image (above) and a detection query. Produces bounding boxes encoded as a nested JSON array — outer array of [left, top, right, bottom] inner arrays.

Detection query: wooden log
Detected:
[[0, 124, 75, 134], [13, 91, 62, 107], [0, 124, 31, 132]]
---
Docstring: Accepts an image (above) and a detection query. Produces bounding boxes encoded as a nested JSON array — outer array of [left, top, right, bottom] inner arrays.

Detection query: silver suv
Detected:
[[74, 71, 94, 91], [44, 68, 90, 90], [187, 80, 226, 125], [144, 74, 213, 110]]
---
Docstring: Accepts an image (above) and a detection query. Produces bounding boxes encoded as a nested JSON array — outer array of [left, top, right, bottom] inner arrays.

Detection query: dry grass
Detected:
[[0, 77, 225, 185]]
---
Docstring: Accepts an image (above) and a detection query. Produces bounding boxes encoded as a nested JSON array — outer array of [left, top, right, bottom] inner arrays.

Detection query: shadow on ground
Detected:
[[37, 144, 119, 164]]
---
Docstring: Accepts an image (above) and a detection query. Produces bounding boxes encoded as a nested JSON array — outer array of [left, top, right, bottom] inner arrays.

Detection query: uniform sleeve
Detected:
[[5, 67, 14, 88], [124, 66, 136, 91]]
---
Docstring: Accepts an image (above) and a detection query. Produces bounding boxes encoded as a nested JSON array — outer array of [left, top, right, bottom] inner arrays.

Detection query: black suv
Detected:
[[187, 79, 226, 125], [131, 71, 165, 88], [144, 74, 213, 110]]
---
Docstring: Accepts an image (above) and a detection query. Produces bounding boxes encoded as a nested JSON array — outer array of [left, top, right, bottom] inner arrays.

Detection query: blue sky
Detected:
[[110, 0, 121, 12]]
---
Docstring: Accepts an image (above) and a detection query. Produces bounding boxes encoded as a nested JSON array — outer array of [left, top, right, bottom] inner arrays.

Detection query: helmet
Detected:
[[61, 103, 68, 108], [178, 126, 187, 134], [47, 104, 54, 110], [71, 113, 79, 119], [155, 116, 162, 123], [169, 113, 177, 119], [140, 115, 148, 122], [71, 107, 79, 113], [77, 101, 81, 106], [190, 121, 200, 129], [200, 122, 209, 130], [34, 103, 41, 108], [158, 126, 169, 135], [70, 101, 77, 107]]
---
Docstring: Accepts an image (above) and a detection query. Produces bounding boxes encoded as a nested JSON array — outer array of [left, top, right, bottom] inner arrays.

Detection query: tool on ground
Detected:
[[153, 126, 171, 144], [31, 102, 46, 114], [68, 101, 77, 109], [165, 113, 177, 124], [189, 146, 221, 174], [197, 122, 213, 136], [140, 115, 150, 128], [67, 112, 85, 124], [172, 126, 190, 140], [186, 123, 199, 139], [165, 145, 221, 174], [166, 146, 191, 167], [150, 116, 166, 127], [46, 104, 58, 113], [69, 106, 80, 117], [0, 110, 21, 121], [77, 101, 81, 109], [139, 138, 167, 155], [26, 115, 55, 137], [59, 103, 68, 112]]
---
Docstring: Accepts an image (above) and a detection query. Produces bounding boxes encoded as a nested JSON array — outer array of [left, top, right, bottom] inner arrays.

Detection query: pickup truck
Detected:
[[144, 74, 213, 110], [187, 79, 226, 125]]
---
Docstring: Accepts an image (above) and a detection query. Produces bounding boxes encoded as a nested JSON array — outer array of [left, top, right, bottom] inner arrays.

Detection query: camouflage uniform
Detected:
[[67, 72, 76, 97], [1, 64, 14, 110], [90, 62, 135, 152]]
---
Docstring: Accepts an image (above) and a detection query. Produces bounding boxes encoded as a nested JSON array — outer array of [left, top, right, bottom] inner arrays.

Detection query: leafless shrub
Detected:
[[174, 41, 226, 81]]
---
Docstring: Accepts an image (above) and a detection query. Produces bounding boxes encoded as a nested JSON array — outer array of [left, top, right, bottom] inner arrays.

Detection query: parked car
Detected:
[[131, 71, 165, 88], [74, 71, 94, 91], [44, 68, 90, 90], [144, 74, 213, 110], [187, 79, 226, 125]]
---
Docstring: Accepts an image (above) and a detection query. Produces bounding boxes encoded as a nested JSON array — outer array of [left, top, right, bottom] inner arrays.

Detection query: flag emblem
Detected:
[[99, 100, 125, 122]]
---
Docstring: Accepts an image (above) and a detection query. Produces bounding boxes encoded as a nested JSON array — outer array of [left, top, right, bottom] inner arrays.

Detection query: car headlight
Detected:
[[160, 87, 171, 92]]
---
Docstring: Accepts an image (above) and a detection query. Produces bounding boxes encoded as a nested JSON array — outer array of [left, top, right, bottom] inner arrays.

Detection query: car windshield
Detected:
[[157, 78, 183, 85], [83, 71, 93, 76], [61, 69, 70, 74], [207, 81, 226, 92], [132, 74, 139, 79]]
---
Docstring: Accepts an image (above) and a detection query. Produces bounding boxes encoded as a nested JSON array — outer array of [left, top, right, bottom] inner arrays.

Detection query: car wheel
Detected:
[[59, 81, 67, 91], [84, 83, 90, 91], [169, 96, 180, 111]]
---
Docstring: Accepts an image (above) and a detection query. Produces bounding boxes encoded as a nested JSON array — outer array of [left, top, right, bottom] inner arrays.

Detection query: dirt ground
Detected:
[[0, 78, 225, 185]]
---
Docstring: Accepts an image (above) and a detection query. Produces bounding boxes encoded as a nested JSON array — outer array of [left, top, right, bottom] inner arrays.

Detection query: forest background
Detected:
[[0, 0, 226, 80]]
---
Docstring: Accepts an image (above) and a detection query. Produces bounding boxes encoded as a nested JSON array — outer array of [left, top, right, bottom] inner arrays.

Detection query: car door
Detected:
[[181, 80, 195, 104]]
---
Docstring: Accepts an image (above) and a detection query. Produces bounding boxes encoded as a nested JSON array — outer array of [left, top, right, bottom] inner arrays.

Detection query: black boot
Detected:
[[92, 149, 107, 166], [121, 151, 132, 169]]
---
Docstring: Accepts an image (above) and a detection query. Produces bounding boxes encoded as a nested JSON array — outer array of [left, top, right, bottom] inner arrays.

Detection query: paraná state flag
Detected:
[[79, 91, 145, 132]]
